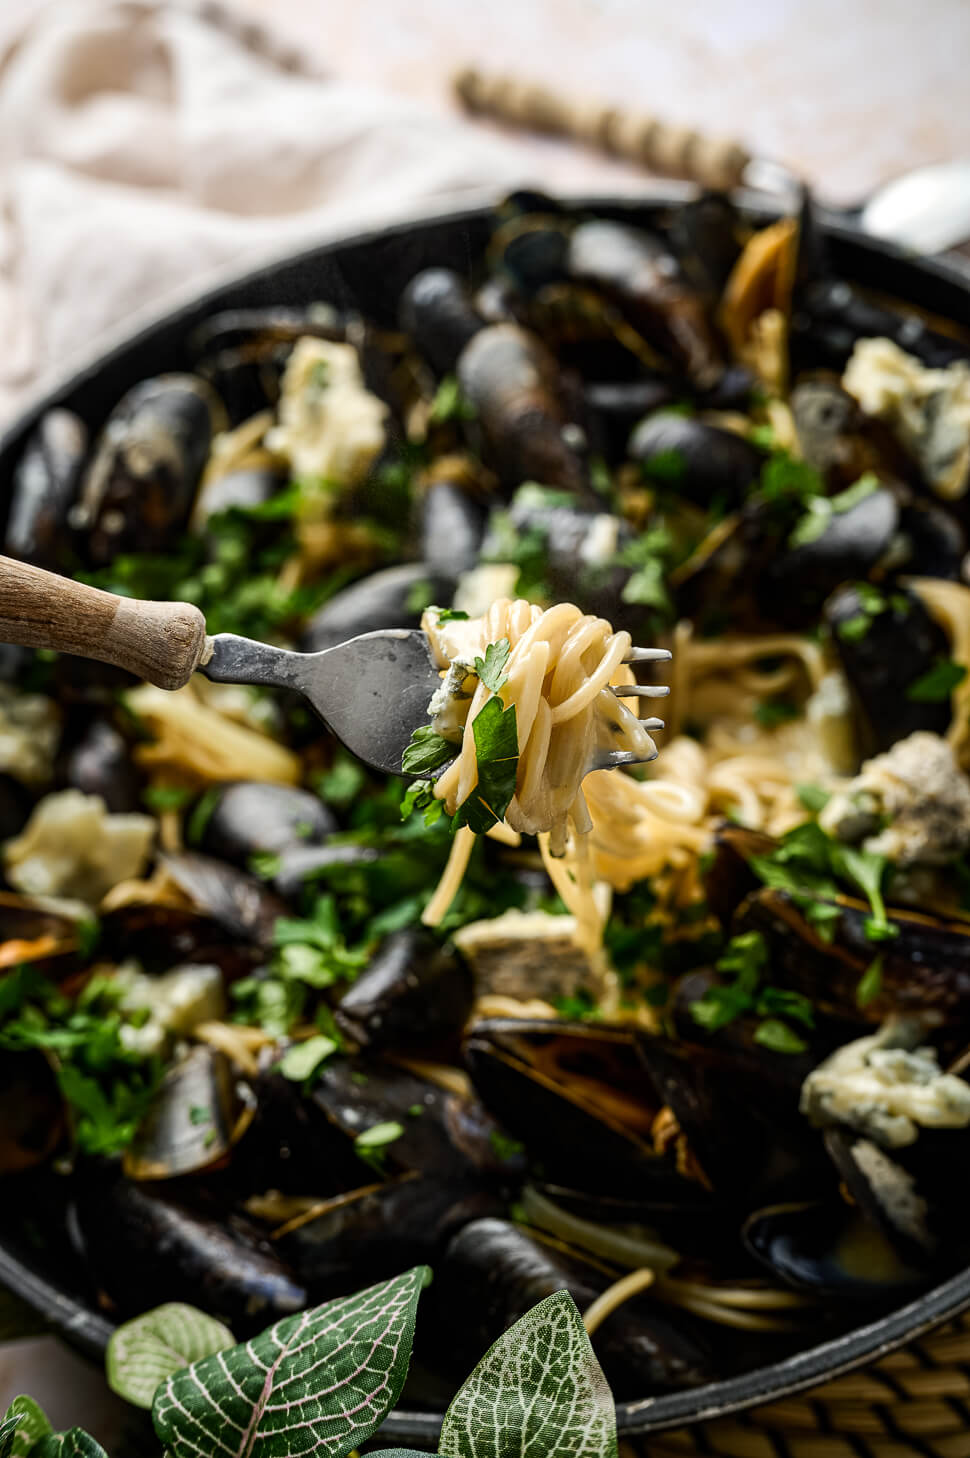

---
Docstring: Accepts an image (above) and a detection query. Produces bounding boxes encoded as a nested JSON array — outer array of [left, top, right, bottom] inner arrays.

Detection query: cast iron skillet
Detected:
[[2, 185, 970, 1440]]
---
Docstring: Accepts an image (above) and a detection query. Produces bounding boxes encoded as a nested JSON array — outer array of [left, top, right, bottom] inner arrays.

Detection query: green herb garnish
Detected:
[[401, 725, 456, 775], [474, 637, 512, 692], [856, 955, 884, 1007], [754, 697, 799, 729], [429, 374, 476, 423], [452, 696, 519, 835], [907, 657, 967, 703], [277, 1034, 339, 1083]]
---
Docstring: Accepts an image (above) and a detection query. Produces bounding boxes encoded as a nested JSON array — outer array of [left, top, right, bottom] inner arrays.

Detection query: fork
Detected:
[[0, 556, 670, 777]]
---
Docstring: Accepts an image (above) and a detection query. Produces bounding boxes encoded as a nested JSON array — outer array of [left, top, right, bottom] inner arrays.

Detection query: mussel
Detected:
[[74, 1176, 307, 1330], [300, 563, 446, 653], [456, 324, 588, 498], [399, 268, 484, 376], [193, 782, 337, 869], [419, 476, 488, 584], [335, 928, 473, 1051], [0, 1051, 65, 1175], [567, 220, 723, 387], [742, 1200, 924, 1301], [124, 1046, 242, 1181], [825, 583, 953, 756], [61, 717, 143, 813], [427, 1218, 711, 1398], [73, 374, 223, 563], [5, 409, 87, 568], [627, 411, 764, 507]]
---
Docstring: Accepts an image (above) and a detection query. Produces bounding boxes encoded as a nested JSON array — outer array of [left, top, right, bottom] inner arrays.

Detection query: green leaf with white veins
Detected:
[[107, 1302, 235, 1409], [31, 1432, 108, 1458], [0, 1397, 50, 1458], [152, 1266, 430, 1458], [439, 1290, 617, 1458]]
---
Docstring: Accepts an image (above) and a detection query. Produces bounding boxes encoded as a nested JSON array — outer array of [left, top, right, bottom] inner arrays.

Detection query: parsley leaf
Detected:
[[788, 473, 879, 548], [436, 608, 470, 623], [907, 657, 967, 703], [401, 725, 456, 776], [757, 453, 825, 505], [689, 929, 813, 1050], [754, 1019, 808, 1054], [314, 752, 367, 809], [856, 955, 884, 1008], [796, 782, 831, 812], [452, 697, 519, 835], [277, 1034, 339, 1083], [754, 696, 799, 729], [400, 779, 442, 824], [474, 638, 512, 693], [429, 375, 476, 423]]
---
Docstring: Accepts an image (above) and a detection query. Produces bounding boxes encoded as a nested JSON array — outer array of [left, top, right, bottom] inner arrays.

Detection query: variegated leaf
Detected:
[[152, 1266, 430, 1458], [31, 1429, 108, 1458], [107, 1303, 235, 1409], [439, 1291, 617, 1458], [0, 1396, 51, 1458]]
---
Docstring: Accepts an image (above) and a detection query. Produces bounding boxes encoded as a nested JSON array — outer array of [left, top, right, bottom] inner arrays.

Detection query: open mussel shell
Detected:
[[583, 378, 674, 462], [73, 1176, 306, 1331], [98, 899, 261, 978], [425, 1218, 712, 1398], [668, 193, 745, 298], [897, 498, 967, 580], [456, 323, 587, 498], [823, 1128, 939, 1268], [124, 1046, 243, 1182], [734, 886, 970, 1026], [463, 1018, 704, 1198], [5, 409, 87, 569], [825, 583, 953, 757], [0, 893, 84, 980], [399, 268, 484, 375], [74, 374, 223, 565], [299, 563, 447, 653], [627, 411, 764, 507], [567, 219, 723, 387], [189, 306, 345, 425], [0, 1050, 66, 1175], [334, 928, 473, 1052], [274, 1173, 500, 1299], [702, 822, 776, 927], [193, 782, 337, 869], [742, 1200, 926, 1302]]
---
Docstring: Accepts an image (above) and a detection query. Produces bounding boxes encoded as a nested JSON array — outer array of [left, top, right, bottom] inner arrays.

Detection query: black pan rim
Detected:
[[2, 183, 970, 1441]]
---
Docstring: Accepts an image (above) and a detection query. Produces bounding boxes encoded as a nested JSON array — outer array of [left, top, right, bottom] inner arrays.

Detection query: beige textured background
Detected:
[[0, 0, 968, 1440]]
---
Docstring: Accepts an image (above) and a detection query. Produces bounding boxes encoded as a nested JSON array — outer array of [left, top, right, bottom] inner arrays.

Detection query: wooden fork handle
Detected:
[[0, 555, 211, 690], [454, 67, 751, 190]]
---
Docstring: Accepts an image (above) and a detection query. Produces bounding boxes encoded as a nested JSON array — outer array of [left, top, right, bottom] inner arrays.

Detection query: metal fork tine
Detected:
[[622, 647, 672, 663], [611, 684, 670, 698], [642, 717, 665, 730]]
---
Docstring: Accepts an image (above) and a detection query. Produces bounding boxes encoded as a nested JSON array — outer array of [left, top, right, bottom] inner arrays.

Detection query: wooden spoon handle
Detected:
[[454, 68, 751, 190], [0, 555, 211, 690]]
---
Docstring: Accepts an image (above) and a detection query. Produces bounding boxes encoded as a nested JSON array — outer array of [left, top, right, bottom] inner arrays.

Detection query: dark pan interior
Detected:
[[2, 186, 970, 1440]]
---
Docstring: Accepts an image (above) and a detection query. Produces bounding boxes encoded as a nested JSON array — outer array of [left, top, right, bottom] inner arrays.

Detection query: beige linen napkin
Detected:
[[0, 0, 523, 425]]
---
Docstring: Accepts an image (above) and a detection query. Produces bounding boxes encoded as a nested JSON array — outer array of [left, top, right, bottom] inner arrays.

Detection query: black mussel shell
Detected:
[[0, 1050, 65, 1174], [335, 928, 473, 1051], [299, 563, 447, 653], [276, 1174, 500, 1299], [823, 1128, 939, 1267], [399, 268, 484, 376], [271, 842, 380, 902], [0, 775, 33, 845], [463, 1018, 697, 1197], [426, 1218, 711, 1398], [583, 378, 674, 462], [74, 374, 222, 564], [825, 583, 952, 756], [792, 277, 970, 374], [897, 499, 967, 580], [628, 411, 764, 506], [188, 306, 344, 360], [5, 409, 87, 568], [419, 480, 488, 584], [756, 486, 899, 628], [743, 1199, 925, 1301], [98, 901, 261, 977], [124, 1046, 241, 1182], [60, 717, 143, 813], [490, 216, 571, 296], [195, 466, 284, 527], [567, 220, 723, 387], [74, 1177, 306, 1331], [456, 323, 587, 499], [669, 193, 745, 296], [307, 1055, 522, 1185], [734, 887, 970, 1026], [160, 852, 289, 949], [702, 822, 776, 926], [194, 782, 336, 869]]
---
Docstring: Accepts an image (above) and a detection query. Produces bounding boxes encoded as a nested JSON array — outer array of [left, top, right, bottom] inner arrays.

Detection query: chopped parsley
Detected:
[[617, 527, 675, 614], [474, 638, 512, 692], [436, 608, 470, 623], [788, 473, 879, 548], [429, 375, 476, 423], [488, 1130, 525, 1161], [640, 447, 686, 484], [834, 582, 910, 644], [796, 782, 831, 813], [452, 696, 519, 834], [747, 820, 898, 944], [314, 752, 367, 810], [0, 967, 160, 1156], [401, 726, 456, 776], [142, 785, 194, 813], [856, 955, 884, 1008], [907, 657, 967, 703], [757, 452, 825, 506], [689, 930, 812, 1051], [754, 696, 800, 729], [354, 1120, 405, 1171], [277, 1034, 339, 1083], [405, 578, 436, 614]]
